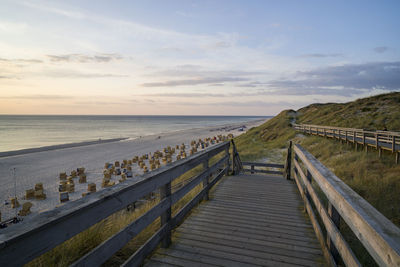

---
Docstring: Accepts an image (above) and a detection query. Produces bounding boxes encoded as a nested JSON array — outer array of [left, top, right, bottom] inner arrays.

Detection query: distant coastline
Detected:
[[0, 137, 129, 158], [0, 115, 269, 153]]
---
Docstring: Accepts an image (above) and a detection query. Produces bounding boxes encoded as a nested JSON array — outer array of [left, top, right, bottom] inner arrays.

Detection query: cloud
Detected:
[[134, 92, 227, 98], [0, 57, 43, 63], [171, 100, 302, 107], [150, 65, 263, 78], [0, 75, 14, 79], [47, 53, 123, 63], [141, 77, 248, 87], [45, 70, 128, 78], [266, 61, 400, 96], [299, 53, 344, 58], [374, 46, 389, 53], [0, 94, 76, 100]]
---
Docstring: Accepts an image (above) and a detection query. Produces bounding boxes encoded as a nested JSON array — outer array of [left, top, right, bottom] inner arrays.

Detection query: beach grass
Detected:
[[231, 92, 400, 266], [26, 150, 227, 266]]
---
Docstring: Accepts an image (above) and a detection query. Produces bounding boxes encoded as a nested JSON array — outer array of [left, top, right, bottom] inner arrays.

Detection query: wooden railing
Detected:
[[0, 142, 230, 266], [242, 162, 284, 176], [293, 144, 400, 266], [239, 141, 289, 178], [293, 123, 400, 163]]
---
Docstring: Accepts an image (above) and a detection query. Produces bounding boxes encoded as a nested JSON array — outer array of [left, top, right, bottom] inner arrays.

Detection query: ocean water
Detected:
[[0, 115, 267, 152]]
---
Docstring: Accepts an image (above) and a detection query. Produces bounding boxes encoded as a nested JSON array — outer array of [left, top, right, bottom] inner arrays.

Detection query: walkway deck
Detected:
[[145, 174, 326, 266]]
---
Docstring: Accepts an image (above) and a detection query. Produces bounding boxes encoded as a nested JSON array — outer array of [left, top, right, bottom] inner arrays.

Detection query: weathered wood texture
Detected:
[[242, 162, 285, 176], [145, 174, 325, 267], [0, 142, 230, 267], [294, 144, 400, 266], [293, 123, 400, 163]]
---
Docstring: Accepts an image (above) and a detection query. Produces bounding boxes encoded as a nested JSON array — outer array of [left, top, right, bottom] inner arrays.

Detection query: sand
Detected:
[[0, 119, 266, 223]]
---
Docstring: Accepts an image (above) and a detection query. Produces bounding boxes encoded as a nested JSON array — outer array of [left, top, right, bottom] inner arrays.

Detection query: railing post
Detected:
[[376, 133, 382, 158], [354, 131, 357, 150], [363, 132, 368, 153], [232, 144, 236, 175], [392, 135, 396, 153], [202, 158, 210, 201], [285, 141, 292, 180], [225, 144, 230, 175], [327, 203, 341, 264], [251, 164, 255, 174], [160, 182, 171, 248]]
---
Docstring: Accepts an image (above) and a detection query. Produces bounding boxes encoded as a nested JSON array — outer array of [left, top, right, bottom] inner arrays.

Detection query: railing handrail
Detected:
[[293, 123, 400, 137], [293, 144, 400, 266], [0, 141, 230, 266]]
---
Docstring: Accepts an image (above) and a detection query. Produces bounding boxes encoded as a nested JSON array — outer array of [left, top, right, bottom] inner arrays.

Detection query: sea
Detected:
[[0, 115, 268, 152]]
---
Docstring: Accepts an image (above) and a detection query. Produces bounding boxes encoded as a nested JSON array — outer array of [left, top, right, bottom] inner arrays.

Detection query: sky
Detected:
[[1, 0, 400, 115]]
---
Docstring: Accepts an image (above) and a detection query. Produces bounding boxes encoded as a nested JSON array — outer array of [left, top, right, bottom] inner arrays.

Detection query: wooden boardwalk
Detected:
[[145, 174, 325, 266]]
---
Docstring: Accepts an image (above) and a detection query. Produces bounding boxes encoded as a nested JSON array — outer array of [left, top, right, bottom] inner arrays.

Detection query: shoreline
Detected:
[[0, 138, 129, 158], [0, 118, 266, 158], [0, 117, 267, 223]]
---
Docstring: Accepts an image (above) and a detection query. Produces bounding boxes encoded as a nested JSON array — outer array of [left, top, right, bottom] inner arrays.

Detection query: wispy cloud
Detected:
[[299, 53, 343, 58], [0, 57, 43, 63], [267, 61, 400, 96], [0, 94, 76, 100], [134, 92, 227, 98], [0, 75, 15, 79], [47, 53, 123, 63], [141, 77, 248, 87], [45, 70, 129, 78]]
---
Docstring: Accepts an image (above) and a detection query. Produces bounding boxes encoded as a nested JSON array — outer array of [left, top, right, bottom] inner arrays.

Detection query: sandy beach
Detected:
[[0, 118, 266, 223]]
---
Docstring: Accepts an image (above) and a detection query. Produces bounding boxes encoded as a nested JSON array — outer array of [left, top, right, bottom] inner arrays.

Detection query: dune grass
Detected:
[[231, 92, 400, 266]]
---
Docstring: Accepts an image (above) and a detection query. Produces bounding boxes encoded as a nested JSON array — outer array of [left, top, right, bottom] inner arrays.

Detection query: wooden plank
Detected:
[[205, 201, 305, 217], [178, 219, 320, 245], [191, 208, 312, 228], [121, 224, 168, 267], [294, 159, 360, 267], [72, 198, 170, 267], [158, 243, 300, 267], [211, 192, 302, 204], [149, 253, 217, 267], [174, 232, 320, 266], [183, 216, 317, 240], [144, 259, 177, 267], [209, 198, 303, 213], [0, 141, 229, 266], [196, 203, 309, 223], [242, 162, 284, 168], [178, 224, 321, 253], [294, 144, 400, 266], [185, 213, 314, 233], [156, 246, 257, 267]]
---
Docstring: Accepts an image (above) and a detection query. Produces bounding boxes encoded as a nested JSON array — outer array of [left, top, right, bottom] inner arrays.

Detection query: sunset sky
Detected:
[[1, 0, 399, 115]]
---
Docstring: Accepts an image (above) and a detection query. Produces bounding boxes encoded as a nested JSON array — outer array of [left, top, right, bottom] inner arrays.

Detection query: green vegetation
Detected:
[[233, 92, 400, 266], [27, 160, 212, 266], [297, 92, 400, 130], [234, 109, 296, 162]]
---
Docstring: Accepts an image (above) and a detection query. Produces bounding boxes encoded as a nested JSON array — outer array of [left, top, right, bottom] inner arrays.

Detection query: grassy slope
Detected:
[[297, 92, 400, 130], [234, 92, 400, 265], [235, 92, 400, 221]]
